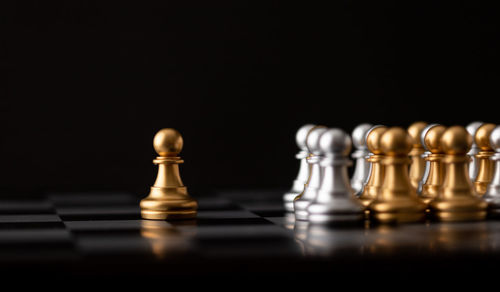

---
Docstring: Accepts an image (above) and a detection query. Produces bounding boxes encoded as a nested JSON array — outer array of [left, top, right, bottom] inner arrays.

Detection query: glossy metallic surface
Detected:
[[294, 127, 328, 221], [359, 125, 387, 207], [140, 128, 198, 220], [307, 129, 365, 223], [408, 122, 428, 190], [475, 123, 496, 196], [467, 121, 484, 181], [421, 125, 446, 204], [417, 124, 440, 195], [429, 126, 487, 222], [350, 124, 373, 195], [484, 126, 500, 214], [283, 124, 316, 212], [369, 127, 426, 223]]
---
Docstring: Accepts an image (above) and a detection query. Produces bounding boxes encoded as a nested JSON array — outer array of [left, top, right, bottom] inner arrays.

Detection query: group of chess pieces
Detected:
[[283, 122, 500, 224]]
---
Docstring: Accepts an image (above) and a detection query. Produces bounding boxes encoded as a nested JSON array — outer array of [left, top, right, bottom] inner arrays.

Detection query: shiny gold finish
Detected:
[[140, 220, 197, 259], [359, 126, 388, 207], [408, 122, 428, 189], [429, 126, 487, 222], [369, 127, 427, 223], [140, 128, 198, 220], [474, 123, 496, 196], [421, 125, 446, 204]]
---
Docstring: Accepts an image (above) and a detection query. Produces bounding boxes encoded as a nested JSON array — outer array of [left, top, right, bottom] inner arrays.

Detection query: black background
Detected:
[[1, 1, 499, 195]]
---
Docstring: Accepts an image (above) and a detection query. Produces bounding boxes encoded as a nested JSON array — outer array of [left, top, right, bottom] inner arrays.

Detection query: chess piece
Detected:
[[140, 128, 198, 220], [417, 124, 439, 195], [429, 126, 487, 221], [307, 129, 365, 223], [369, 127, 427, 223], [350, 123, 373, 196], [474, 123, 496, 196], [466, 121, 484, 181], [358, 125, 387, 207], [408, 122, 428, 190], [283, 124, 317, 212], [483, 126, 500, 215], [294, 127, 328, 221], [420, 124, 446, 204]]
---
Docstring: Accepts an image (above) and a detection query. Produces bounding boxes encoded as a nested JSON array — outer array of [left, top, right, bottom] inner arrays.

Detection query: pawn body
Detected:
[[294, 127, 328, 221], [350, 124, 373, 195], [307, 129, 365, 223], [474, 123, 496, 196], [466, 121, 484, 181], [140, 129, 198, 220], [483, 126, 500, 215], [359, 126, 387, 207], [420, 125, 446, 204], [429, 126, 487, 222], [283, 124, 317, 212], [369, 127, 427, 223], [408, 122, 428, 190]]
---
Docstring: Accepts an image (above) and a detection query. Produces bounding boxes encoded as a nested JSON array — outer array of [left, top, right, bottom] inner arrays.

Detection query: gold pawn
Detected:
[[429, 126, 487, 221], [408, 122, 428, 190], [140, 128, 198, 220], [474, 123, 496, 196], [420, 125, 446, 204], [359, 126, 388, 207], [369, 127, 427, 223]]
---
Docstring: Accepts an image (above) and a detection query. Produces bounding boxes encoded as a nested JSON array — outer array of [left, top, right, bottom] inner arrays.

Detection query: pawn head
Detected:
[[306, 127, 328, 155], [475, 123, 496, 151], [319, 128, 352, 156], [366, 125, 388, 155], [441, 126, 472, 155], [423, 125, 446, 154], [351, 123, 373, 149], [153, 128, 184, 157], [380, 127, 413, 156], [490, 126, 500, 153], [466, 121, 483, 147], [407, 121, 427, 148], [295, 124, 316, 150]]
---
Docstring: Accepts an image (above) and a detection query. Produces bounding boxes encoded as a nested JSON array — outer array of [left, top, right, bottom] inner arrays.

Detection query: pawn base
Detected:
[[429, 198, 487, 222], [371, 212, 426, 224], [432, 211, 487, 222], [283, 191, 300, 212]]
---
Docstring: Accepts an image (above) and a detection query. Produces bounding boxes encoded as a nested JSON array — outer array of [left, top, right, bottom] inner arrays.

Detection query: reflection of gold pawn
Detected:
[[420, 125, 446, 204], [359, 126, 387, 207], [369, 127, 427, 223], [140, 128, 198, 220], [474, 123, 496, 196], [429, 126, 487, 222], [408, 122, 428, 190]]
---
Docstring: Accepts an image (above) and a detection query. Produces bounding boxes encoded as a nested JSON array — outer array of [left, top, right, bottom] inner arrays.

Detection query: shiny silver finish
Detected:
[[294, 127, 328, 221], [307, 129, 365, 223], [467, 121, 484, 181], [283, 124, 316, 212], [417, 123, 440, 195], [484, 126, 500, 213], [350, 123, 373, 195]]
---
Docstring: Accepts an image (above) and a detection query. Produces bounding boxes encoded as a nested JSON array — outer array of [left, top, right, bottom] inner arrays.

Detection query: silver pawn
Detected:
[[350, 123, 373, 196], [467, 121, 484, 181], [417, 124, 440, 195], [293, 127, 328, 221], [307, 129, 365, 223], [283, 124, 316, 212], [483, 126, 500, 215]]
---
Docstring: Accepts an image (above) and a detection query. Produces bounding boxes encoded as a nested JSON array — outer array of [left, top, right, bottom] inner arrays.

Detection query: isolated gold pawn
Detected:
[[429, 126, 487, 222], [474, 123, 496, 196], [420, 125, 446, 204], [140, 128, 198, 220], [359, 126, 387, 207], [369, 127, 427, 223], [408, 121, 428, 190]]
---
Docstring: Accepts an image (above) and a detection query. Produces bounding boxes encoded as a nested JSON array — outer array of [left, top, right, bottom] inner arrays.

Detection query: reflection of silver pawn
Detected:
[[350, 124, 373, 196], [483, 126, 500, 215], [283, 124, 316, 212], [294, 127, 328, 221], [467, 121, 484, 181], [307, 129, 365, 223], [417, 124, 439, 195]]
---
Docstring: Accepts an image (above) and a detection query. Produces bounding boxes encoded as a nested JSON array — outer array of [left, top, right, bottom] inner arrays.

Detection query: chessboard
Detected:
[[1, 189, 500, 283]]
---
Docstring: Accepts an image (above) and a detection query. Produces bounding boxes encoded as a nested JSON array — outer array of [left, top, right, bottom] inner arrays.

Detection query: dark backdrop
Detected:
[[1, 1, 499, 195]]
